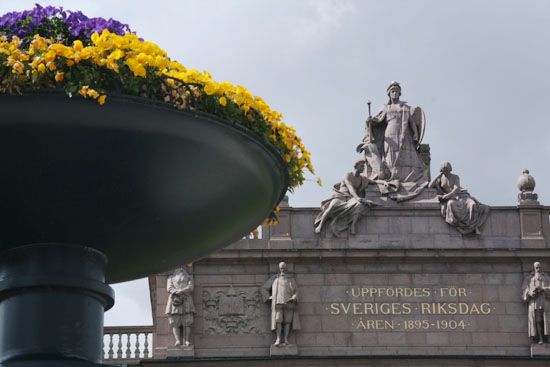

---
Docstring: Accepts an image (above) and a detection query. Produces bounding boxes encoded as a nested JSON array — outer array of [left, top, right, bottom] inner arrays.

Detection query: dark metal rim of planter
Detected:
[[0, 90, 289, 283]]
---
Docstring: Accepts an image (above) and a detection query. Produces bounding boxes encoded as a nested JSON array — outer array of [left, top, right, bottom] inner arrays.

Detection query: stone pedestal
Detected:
[[166, 346, 194, 358], [365, 186, 439, 208], [530, 343, 550, 357], [518, 204, 547, 248], [270, 344, 298, 356]]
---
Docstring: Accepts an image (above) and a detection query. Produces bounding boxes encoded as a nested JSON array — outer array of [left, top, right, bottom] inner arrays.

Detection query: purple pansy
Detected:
[[0, 4, 131, 40], [67, 12, 131, 38]]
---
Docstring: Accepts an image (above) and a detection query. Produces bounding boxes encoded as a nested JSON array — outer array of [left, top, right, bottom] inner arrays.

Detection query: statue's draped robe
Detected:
[[441, 191, 489, 235], [522, 273, 550, 338], [361, 102, 428, 201], [432, 175, 490, 235], [314, 175, 374, 237]]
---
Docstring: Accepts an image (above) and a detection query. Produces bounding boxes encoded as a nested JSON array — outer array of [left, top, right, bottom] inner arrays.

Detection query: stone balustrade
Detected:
[[103, 325, 154, 364]]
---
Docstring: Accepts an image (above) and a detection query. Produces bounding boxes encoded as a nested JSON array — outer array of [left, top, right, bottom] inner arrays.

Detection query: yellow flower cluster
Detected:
[[0, 30, 314, 190], [79, 85, 107, 105]]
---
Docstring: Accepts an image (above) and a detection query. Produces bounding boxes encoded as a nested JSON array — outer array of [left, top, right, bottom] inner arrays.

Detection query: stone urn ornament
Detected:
[[0, 5, 313, 367], [517, 169, 539, 205]]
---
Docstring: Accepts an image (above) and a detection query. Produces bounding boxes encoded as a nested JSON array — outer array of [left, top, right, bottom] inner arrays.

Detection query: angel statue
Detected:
[[356, 81, 429, 202]]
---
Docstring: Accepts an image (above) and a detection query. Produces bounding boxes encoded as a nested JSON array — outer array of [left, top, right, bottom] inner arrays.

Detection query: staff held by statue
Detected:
[[366, 100, 373, 143]]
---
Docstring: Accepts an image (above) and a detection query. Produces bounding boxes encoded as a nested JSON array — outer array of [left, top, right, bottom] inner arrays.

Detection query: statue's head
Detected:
[[173, 266, 189, 278], [386, 81, 401, 101], [354, 159, 366, 171], [534, 262, 542, 274], [279, 261, 287, 274], [440, 161, 452, 175]]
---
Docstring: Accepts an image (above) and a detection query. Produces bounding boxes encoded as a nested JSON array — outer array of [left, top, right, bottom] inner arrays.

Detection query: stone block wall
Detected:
[[149, 204, 550, 362]]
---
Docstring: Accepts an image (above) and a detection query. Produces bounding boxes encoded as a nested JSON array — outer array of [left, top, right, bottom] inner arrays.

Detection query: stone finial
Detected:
[[517, 169, 539, 205], [518, 169, 536, 192]]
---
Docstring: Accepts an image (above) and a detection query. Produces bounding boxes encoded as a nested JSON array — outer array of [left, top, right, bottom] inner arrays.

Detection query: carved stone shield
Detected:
[[410, 106, 426, 145]]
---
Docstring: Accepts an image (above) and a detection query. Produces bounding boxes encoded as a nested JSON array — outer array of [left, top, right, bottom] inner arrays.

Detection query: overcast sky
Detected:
[[2, 0, 549, 326]]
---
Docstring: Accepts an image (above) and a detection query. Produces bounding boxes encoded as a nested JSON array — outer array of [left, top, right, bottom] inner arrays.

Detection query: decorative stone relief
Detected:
[[429, 161, 490, 235], [202, 286, 263, 334]]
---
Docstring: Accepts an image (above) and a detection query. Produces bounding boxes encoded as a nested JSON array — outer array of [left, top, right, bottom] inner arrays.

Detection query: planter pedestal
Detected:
[[0, 244, 113, 366]]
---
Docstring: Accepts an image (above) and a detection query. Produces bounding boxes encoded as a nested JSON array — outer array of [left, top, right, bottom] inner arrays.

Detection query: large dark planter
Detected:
[[0, 92, 287, 366]]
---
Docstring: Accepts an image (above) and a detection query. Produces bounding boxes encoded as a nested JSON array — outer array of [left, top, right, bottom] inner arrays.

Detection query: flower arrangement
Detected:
[[0, 4, 314, 221]]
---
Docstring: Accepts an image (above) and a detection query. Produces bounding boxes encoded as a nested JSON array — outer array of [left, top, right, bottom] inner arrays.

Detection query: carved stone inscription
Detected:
[[328, 286, 493, 331], [202, 286, 264, 335]]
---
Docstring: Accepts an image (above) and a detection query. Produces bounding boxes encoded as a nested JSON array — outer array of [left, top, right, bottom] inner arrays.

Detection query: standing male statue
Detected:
[[356, 81, 429, 202], [262, 262, 300, 346], [522, 262, 550, 344], [165, 267, 195, 347]]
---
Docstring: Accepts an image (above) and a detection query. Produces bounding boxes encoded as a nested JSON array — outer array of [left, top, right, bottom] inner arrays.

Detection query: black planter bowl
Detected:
[[0, 91, 287, 282], [0, 91, 287, 366]]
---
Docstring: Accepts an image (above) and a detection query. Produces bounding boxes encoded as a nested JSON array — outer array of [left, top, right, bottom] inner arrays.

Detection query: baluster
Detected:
[[124, 333, 131, 358], [107, 333, 114, 359], [102, 334, 107, 360], [143, 333, 150, 358], [116, 333, 123, 359], [134, 333, 141, 358]]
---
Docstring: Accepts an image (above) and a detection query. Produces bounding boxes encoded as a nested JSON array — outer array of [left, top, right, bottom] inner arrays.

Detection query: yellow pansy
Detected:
[[30, 35, 48, 51], [11, 61, 24, 74], [72, 40, 83, 52]]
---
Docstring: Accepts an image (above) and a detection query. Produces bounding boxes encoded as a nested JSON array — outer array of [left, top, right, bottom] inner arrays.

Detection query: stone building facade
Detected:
[[124, 189, 550, 367], [103, 83, 550, 366]]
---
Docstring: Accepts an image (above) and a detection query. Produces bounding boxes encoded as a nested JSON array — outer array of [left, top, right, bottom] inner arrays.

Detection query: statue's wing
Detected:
[[411, 106, 426, 144]]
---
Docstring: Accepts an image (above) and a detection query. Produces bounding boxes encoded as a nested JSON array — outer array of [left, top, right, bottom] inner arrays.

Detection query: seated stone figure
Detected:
[[314, 160, 379, 236], [429, 161, 489, 235]]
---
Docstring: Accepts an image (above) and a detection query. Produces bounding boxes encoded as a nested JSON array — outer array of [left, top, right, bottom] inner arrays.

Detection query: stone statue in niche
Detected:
[[356, 81, 429, 202], [429, 161, 489, 235], [314, 160, 380, 237], [165, 267, 195, 347], [262, 262, 300, 346], [522, 261, 550, 344]]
